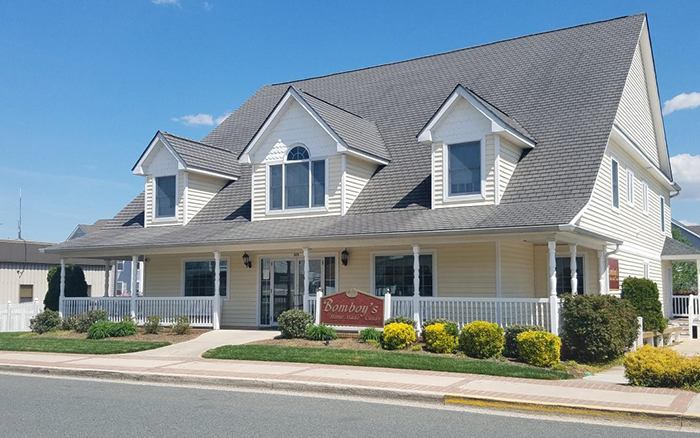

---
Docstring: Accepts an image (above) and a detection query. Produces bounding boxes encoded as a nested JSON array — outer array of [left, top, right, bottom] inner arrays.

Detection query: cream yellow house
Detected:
[[46, 14, 700, 332]]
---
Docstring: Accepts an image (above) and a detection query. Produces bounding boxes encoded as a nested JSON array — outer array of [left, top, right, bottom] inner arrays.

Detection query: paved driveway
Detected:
[[127, 329, 280, 358]]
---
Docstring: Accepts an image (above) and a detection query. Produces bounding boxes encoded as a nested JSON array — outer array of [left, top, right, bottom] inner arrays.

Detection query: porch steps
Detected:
[[669, 318, 690, 337]]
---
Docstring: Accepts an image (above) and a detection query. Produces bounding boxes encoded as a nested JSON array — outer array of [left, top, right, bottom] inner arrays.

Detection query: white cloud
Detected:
[[663, 92, 700, 115], [671, 154, 700, 200], [215, 111, 231, 125], [172, 113, 215, 126], [680, 220, 700, 226], [151, 0, 180, 5]]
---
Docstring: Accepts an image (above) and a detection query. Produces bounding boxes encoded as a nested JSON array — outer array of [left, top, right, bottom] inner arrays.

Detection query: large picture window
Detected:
[[155, 175, 176, 218], [269, 145, 326, 211], [448, 141, 481, 196], [184, 260, 227, 297], [374, 254, 433, 297], [555, 256, 584, 295]]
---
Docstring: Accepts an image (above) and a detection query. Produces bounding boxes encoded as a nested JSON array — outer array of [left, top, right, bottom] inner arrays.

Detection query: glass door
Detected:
[[272, 260, 296, 324]]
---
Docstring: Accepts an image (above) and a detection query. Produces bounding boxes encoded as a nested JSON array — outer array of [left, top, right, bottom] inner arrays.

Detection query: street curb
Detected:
[[444, 393, 700, 426]]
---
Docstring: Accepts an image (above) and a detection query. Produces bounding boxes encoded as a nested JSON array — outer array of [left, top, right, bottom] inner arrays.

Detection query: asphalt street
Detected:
[[0, 374, 694, 437]]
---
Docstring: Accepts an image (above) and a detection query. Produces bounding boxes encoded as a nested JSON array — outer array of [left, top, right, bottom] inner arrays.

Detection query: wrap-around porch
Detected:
[[57, 231, 620, 334]]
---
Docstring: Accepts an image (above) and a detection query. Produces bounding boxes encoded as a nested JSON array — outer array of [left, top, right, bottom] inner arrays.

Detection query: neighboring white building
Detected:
[[0, 239, 106, 304]]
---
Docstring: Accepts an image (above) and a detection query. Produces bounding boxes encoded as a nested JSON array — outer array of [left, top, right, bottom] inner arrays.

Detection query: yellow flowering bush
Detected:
[[459, 321, 504, 358], [424, 323, 459, 353], [382, 322, 416, 350], [624, 345, 700, 388], [516, 331, 561, 367]]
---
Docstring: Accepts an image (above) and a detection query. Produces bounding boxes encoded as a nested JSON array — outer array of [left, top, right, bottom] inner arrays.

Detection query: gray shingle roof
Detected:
[[662, 237, 700, 257], [47, 14, 648, 254], [161, 132, 240, 179]]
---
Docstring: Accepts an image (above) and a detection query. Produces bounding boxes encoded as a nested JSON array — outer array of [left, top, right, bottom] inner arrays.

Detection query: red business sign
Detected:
[[320, 289, 384, 328], [609, 258, 620, 291]]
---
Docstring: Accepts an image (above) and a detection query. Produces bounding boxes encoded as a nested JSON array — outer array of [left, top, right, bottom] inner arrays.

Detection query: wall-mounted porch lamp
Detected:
[[242, 252, 252, 269], [341, 248, 349, 266]]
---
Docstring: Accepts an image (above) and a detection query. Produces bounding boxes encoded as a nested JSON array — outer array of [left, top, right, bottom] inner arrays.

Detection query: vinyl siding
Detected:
[[501, 241, 535, 298], [344, 155, 376, 212], [615, 43, 660, 167], [143, 142, 184, 227], [185, 173, 225, 223], [499, 137, 521, 202], [0, 263, 105, 304]]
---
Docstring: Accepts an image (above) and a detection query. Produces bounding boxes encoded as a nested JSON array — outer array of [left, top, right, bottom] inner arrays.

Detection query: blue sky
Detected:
[[1, 0, 699, 242]]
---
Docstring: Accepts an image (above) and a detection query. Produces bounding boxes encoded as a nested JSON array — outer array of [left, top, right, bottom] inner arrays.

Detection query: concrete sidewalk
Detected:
[[127, 330, 280, 358], [0, 350, 699, 422]]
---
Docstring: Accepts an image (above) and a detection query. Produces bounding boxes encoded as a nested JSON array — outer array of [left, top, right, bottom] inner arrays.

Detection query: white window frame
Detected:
[[554, 252, 589, 295], [642, 181, 649, 214], [153, 174, 178, 221], [265, 145, 329, 215], [370, 249, 438, 297], [117, 260, 125, 272], [116, 281, 126, 295], [443, 138, 486, 203], [181, 257, 230, 301], [626, 168, 634, 206], [611, 156, 620, 212], [643, 261, 650, 279], [660, 195, 666, 234]]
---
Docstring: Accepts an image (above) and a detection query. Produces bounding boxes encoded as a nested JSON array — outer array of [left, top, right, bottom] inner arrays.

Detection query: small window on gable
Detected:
[[155, 175, 177, 218], [269, 145, 326, 212], [626, 169, 634, 206], [448, 141, 481, 197], [287, 146, 309, 161], [642, 181, 649, 214], [611, 158, 620, 210]]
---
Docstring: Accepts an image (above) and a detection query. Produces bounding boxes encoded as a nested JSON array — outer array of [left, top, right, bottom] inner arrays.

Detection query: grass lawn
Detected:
[[203, 345, 572, 380], [0, 332, 170, 355]]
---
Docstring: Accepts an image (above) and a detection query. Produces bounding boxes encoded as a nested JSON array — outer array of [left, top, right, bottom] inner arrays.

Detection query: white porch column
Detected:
[[570, 244, 578, 295], [59, 259, 66, 316], [111, 262, 117, 296], [104, 260, 110, 297], [130, 255, 138, 319], [412, 244, 421, 331], [547, 241, 559, 335], [597, 251, 607, 295], [139, 260, 145, 296], [213, 251, 221, 330], [495, 241, 503, 326], [302, 248, 310, 312]]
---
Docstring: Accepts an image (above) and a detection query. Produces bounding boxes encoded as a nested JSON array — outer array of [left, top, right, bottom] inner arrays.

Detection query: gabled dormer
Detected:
[[132, 131, 238, 227], [418, 85, 535, 209], [239, 87, 389, 220]]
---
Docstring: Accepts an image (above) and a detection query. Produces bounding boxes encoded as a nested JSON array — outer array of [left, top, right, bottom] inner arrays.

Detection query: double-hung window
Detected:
[[611, 158, 620, 209], [373, 254, 433, 297], [184, 260, 227, 297], [155, 175, 177, 218], [269, 145, 326, 211], [448, 141, 481, 197]]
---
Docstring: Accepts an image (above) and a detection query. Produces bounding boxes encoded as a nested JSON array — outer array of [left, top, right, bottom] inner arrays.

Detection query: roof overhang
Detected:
[[239, 87, 388, 166], [661, 254, 700, 261], [132, 131, 238, 181], [417, 85, 536, 148]]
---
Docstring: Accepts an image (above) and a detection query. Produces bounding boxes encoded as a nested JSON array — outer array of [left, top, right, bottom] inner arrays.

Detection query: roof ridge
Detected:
[[299, 89, 367, 120], [162, 131, 234, 154], [270, 14, 646, 87]]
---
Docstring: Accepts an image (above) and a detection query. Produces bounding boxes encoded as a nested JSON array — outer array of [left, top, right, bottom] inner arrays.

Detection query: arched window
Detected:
[[269, 145, 326, 211]]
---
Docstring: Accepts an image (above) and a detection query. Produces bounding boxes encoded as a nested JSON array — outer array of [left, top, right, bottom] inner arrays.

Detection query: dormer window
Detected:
[[155, 175, 176, 218], [269, 145, 326, 211], [447, 141, 483, 197]]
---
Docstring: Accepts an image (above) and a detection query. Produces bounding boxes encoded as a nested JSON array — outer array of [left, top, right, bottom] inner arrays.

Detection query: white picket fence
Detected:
[[62, 296, 215, 328], [672, 295, 698, 317], [0, 300, 43, 332]]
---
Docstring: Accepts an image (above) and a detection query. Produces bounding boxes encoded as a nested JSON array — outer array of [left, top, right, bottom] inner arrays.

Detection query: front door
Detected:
[[259, 256, 336, 326]]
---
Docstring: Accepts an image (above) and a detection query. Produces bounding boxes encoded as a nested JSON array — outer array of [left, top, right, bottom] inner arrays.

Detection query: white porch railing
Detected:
[[391, 296, 555, 332], [62, 296, 215, 328], [0, 300, 43, 332], [672, 295, 698, 318]]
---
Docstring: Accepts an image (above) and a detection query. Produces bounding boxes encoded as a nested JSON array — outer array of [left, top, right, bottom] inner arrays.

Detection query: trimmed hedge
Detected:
[[624, 345, 700, 388], [382, 322, 416, 350], [384, 316, 416, 329], [424, 323, 459, 353], [504, 324, 545, 358], [278, 309, 314, 339], [621, 277, 667, 333], [517, 331, 561, 367], [29, 310, 62, 334], [44, 265, 88, 311], [459, 321, 504, 359], [560, 294, 638, 363]]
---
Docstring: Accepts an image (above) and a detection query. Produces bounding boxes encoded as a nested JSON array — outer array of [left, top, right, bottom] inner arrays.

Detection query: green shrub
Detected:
[[75, 310, 108, 333], [87, 320, 115, 340], [143, 315, 162, 334], [621, 277, 667, 333], [358, 327, 382, 343], [60, 314, 79, 331], [504, 324, 546, 358], [423, 318, 456, 328], [384, 316, 416, 329], [516, 331, 561, 367], [29, 310, 62, 334], [624, 345, 700, 387], [110, 319, 138, 337], [278, 309, 314, 339], [44, 265, 88, 311], [171, 315, 191, 335], [382, 322, 416, 350], [305, 324, 338, 341], [424, 323, 459, 353], [459, 321, 504, 359], [560, 294, 638, 363]]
